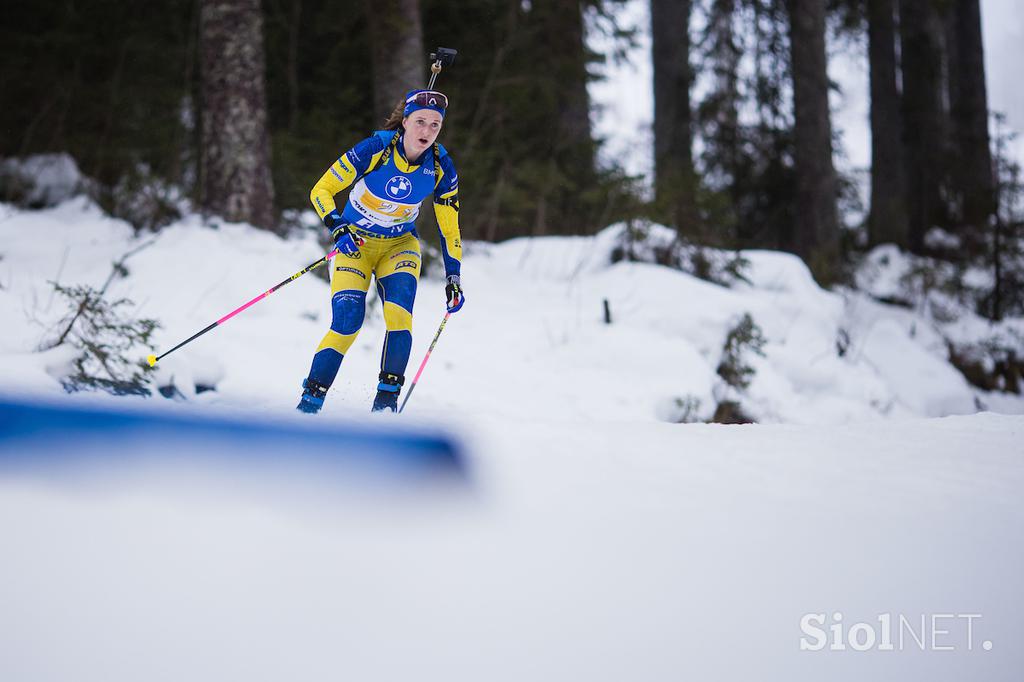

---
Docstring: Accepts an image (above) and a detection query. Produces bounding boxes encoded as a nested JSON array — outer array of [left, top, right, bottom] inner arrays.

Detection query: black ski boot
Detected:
[[296, 378, 329, 414], [371, 372, 404, 413]]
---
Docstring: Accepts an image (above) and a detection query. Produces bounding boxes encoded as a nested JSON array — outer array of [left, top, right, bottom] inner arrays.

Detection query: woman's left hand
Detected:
[[445, 275, 465, 313]]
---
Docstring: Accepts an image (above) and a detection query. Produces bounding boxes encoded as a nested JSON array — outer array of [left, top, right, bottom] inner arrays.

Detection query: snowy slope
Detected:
[[1, 411, 1021, 681], [2, 198, 1023, 680], [2, 197, 1021, 422]]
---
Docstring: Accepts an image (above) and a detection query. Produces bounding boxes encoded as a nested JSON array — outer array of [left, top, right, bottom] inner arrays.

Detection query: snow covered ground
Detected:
[[3, 195, 1020, 423], [1, 196, 1023, 680]]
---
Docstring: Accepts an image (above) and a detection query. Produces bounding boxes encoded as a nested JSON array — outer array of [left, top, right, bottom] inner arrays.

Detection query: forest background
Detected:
[[1, 0, 1022, 319]]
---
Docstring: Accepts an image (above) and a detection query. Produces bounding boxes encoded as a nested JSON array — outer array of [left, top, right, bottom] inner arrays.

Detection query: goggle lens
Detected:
[[408, 90, 448, 110]]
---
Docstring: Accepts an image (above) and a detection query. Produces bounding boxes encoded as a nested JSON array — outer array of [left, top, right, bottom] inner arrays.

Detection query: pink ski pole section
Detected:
[[410, 312, 451, 385], [216, 292, 270, 325], [214, 249, 338, 326]]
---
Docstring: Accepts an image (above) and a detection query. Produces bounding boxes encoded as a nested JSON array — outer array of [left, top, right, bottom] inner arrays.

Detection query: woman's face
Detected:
[[403, 109, 443, 158]]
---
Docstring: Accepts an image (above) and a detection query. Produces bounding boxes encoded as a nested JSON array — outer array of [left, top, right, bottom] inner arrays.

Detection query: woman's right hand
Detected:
[[331, 224, 361, 256], [324, 210, 361, 256]]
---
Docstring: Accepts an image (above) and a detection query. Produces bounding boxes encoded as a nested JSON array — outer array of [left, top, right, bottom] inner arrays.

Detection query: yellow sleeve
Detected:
[[434, 186, 463, 273], [309, 156, 359, 221]]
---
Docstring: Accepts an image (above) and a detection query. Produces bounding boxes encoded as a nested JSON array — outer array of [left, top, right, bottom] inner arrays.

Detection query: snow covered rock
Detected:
[[0, 154, 84, 208]]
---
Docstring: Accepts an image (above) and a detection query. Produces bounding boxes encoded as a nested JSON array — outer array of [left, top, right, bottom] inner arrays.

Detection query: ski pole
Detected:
[[146, 249, 340, 367], [399, 311, 451, 414]]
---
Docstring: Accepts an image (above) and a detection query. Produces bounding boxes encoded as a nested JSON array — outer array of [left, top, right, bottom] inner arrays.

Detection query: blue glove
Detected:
[[445, 274, 465, 313], [324, 210, 360, 256]]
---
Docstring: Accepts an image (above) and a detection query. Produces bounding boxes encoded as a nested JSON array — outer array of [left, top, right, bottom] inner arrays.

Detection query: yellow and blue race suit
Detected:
[[305, 130, 462, 389]]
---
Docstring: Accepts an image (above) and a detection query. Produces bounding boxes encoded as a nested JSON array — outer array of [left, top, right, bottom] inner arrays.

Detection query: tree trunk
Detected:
[[287, 0, 301, 132], [867, 0, 908, 248], [946, 0, 994, 245], [651, 0, 699, 238], [899, 0, 946, 252], [199, 0, 276, 230], [527, 0, 595, 234], [787, 0, 840, 283], [366, 0, 424, 125]]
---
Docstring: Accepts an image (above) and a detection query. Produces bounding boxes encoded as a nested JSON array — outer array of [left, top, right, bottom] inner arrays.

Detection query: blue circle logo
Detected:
[[385, 175, 413, 200]]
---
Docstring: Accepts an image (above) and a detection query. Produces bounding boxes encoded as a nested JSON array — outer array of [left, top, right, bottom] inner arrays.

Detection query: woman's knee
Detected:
[[378, 272, 417, 310], [377, 272, 417, 331], [330, 289, 367, 335]]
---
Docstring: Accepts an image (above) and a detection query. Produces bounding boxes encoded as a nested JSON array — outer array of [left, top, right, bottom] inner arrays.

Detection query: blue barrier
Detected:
[[0, 395, 466, 488]]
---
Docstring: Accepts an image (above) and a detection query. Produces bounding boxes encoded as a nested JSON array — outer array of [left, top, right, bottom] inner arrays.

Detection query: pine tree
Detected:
[[695, 0, 800, 252], [417, 0, 633, 242], [528, 0, 598, 236], [0, 0, 198, 199], [263, 0, 373, 215], [694, 0, 743, 239]]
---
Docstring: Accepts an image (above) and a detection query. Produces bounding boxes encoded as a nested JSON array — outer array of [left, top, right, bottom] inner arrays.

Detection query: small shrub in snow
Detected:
[[610, 221, 751, 288], [39, 243, 160, 396], [857, 244, 1012, 323], [836, 328, 851, 357], [667, 395, 704, 424], [855, 241, 1024, 395], [898, 260, 946, 305], [858, 224, 1024, 324], [42, 282, 160, 396], [948, 335, 1023, 394], [978, 218, 1024, 320], [94, 164, 183, 232], [716, 313, 767, 390], [705, 314, 767, 424]]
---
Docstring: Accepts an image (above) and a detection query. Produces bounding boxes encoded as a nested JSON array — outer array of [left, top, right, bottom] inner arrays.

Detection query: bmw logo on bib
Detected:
[[385, 175, 413, 200]]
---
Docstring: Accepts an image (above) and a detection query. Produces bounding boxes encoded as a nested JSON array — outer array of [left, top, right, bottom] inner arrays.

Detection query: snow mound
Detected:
[[0, 154, 84, 208]]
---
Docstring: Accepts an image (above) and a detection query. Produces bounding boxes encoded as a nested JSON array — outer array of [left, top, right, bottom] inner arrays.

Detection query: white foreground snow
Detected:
[[1, 410, 1021, 680], [1, 199, 1023, 680]]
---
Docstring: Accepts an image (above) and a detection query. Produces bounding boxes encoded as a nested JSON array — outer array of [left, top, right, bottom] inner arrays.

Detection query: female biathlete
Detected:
[[297, 89, 464, 414]]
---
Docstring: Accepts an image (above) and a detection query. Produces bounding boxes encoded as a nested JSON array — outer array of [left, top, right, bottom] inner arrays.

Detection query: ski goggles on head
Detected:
[[403, 89, 448, 117]]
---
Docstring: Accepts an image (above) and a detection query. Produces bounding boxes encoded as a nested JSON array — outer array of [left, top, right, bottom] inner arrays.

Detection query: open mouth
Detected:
[[418, 137, 429, 146]]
